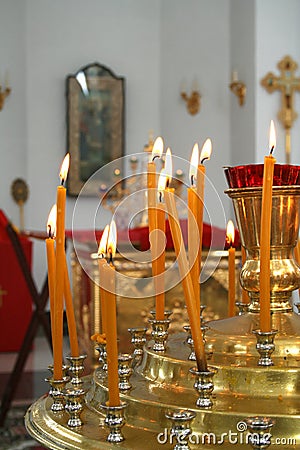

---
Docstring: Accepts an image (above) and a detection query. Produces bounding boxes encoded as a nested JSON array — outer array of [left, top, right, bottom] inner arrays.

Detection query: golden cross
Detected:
[[261, 55, 300, 164], [0, 285, 7, 308]]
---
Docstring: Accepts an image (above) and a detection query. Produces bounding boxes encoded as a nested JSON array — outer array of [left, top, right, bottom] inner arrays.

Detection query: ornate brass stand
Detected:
[[25, 184, 300, 448]]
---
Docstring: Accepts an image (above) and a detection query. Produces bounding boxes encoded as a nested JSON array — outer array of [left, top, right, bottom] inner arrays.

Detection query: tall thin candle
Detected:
[[164, 149, 207, 372], [46, 205, 56, 342], [260, 121, 276, 332], [53, 153, 69, 380], [104, 221, 120, 406], [97, 225, 110, 334], [227, 220, 236, 317]]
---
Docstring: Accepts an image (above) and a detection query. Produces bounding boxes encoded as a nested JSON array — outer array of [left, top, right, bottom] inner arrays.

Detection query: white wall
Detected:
[[256, 0, 300, 164]]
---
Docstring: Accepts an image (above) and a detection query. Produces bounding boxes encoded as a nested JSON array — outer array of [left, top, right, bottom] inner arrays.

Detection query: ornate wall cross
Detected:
[[261, 55, 300, 163]]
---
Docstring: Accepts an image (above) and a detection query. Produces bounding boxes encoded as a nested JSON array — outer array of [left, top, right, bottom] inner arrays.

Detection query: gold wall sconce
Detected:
[[180, 79, 201, 115], [0, 73, 11, 111], [229, 71, 246, 106]]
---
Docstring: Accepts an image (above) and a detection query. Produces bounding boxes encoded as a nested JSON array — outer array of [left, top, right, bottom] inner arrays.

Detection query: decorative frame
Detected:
[[66, 62, 125, 196]]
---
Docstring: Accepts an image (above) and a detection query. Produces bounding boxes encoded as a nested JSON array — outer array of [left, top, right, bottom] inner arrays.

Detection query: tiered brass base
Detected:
[[25, 314, 300, 449]]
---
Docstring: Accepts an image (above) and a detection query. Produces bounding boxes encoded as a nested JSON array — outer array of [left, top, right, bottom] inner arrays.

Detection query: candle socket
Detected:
[[128, 326, 148, 359], [189, 366, 218, 408], [118, 353, 133, 391], [45, 375, 70, 412], [165, 409, 196, 450], [63, 387, 86, 428], [245, 416, 274, 449], [183, 324, 208, 361], [149, 310, 172, 352], [235, 301, 249, 315], [183, 325, 195, 361], [96, 343, 108, 372], [101, 401, 127, 443], [253, 329, 277, 367], [66, 354, 87, 386]]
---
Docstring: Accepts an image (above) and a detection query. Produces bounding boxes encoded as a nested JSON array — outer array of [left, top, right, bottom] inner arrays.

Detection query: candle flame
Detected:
[[269, 120, 276, 154], [75, 71, 89, 97], [151, 136, 164, 161], [107, 220, 117, 258], [47, 204, 57, 238], [59, 153, 70, 185], [98, 225, 109, 257], [200, 138, 212, 164], [189, 143, 199, 186], [157, 169, 167, 201], [164, 148, 173, 186], [226, 220, 235, 247]]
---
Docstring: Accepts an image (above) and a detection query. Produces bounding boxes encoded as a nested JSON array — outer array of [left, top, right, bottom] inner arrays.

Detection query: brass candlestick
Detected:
[[66, 354, 87, 386], [45, 376, 70, 412], [148, 310, 172, 352], [253, 329, 277, 366], [64, 387, 86, 428], [245, 416, 274, 450], [165, 409, 196, 450], [101, 401, 127, 443], [118, 353, 133, 391], [189, 366, 218, 408]]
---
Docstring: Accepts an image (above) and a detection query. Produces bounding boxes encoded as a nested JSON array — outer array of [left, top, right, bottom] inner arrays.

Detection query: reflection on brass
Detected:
[[261, 55, 300, 163]]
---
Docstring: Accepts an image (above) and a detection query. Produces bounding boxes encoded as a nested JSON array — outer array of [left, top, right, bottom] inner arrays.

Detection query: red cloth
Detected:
[[0, 210, 33, 352], [66, 220, 240, 250]]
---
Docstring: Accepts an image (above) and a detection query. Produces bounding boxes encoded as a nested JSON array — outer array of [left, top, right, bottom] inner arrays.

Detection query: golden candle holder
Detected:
[[100, 401, 127, 443], [96, 343, 108, 372], [189, 366, 218, 408], [128, 327, 148, 366], [66, 354, 87, 386], [118, 353, 133, 391], [165, 409, 196, 450], [64, 387, 86, 428], [148, 310, 172, 352], [245, 416, 274, 450], [253, 329, 277, 367], [45, 376, 70, 413]]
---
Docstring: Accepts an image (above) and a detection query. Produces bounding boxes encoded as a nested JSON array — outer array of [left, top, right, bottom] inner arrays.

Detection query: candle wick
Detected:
[[108, 252, 113, 265], [48, 224, 52, 239], [270, 146, 274, 155], [200, 156, 209, 164], [159, 191, 163, 203], [98, 253, 105, 259], [60, 177, 65, 186], [152, 155, 159, 162], [191, 174, 195, 186], [166, 178, 170, 189]]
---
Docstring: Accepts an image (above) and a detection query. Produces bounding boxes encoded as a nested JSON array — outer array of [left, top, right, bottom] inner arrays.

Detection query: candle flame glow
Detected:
[[59, 153, 70, 185], [189, 143, 199, 186], [107, 220, 117, 258], [269, 120, 276, 153], [151, 136, 164, 161], [157, 169, 167, 201], [47, 204, 57, 238], [200, 138, 212, 164], [164, 148, 173, 186], [98, 225, 109, 257], [226, 220, 235, 247]]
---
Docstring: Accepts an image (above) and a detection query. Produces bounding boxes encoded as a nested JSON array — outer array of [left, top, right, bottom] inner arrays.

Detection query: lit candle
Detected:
[[97, 224, 110, 334], [188, 144, 200, 313], [153, 171, 166, 320], [227, 220, 236, 317], [260, 120, 276, 332], [196, 139, 212, 312], [103, 220, 120, 406], [164, 149, 207, 372], [46, 205, 56, 342], [53, 153, 69, 380], [147, 137, 163, 236]]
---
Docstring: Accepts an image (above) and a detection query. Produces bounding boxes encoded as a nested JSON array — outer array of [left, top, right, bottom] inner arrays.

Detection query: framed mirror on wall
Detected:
[[66, 62, 125, 196]]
